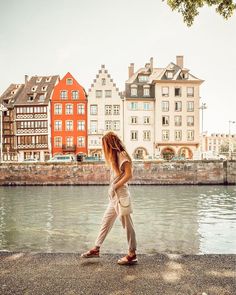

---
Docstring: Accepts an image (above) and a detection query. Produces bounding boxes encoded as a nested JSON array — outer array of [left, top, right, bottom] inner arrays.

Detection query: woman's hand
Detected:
[[108, 183, 116, 198]]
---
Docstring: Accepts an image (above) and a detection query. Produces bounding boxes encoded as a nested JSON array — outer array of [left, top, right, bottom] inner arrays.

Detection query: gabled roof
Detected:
[[14, 75, 60, 106], [0, 84, 24, 108]]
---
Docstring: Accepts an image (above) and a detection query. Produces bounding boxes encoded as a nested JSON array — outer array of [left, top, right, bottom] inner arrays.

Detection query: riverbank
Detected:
[[0, 251, 235, 295], [0, 160, 236, 185]]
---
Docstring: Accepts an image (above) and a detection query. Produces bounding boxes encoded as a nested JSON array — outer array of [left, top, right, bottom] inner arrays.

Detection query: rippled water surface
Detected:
[[0, 185, 236, 254]]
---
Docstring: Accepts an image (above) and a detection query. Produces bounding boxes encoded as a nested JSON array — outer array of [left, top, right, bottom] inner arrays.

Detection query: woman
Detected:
[[81, 131, 137, 265]]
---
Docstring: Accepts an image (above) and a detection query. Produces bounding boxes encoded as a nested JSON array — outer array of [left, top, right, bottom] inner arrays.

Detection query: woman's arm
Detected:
[[113, 161, 133, 191]]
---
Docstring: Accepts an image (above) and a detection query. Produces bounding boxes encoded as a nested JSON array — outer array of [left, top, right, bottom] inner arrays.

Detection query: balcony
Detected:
[[62, 144, 76, 152]]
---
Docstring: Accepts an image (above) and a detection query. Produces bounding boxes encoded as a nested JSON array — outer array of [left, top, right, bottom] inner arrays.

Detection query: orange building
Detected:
[[51, 72, 87, 157]]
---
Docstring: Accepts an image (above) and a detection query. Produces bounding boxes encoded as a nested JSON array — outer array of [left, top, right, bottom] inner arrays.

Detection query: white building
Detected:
[[124, 56, 204, 160], [87, 65, 123, 158]]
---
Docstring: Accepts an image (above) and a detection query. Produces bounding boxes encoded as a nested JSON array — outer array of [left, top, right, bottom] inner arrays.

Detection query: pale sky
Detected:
[[0, 0, 236, 134]]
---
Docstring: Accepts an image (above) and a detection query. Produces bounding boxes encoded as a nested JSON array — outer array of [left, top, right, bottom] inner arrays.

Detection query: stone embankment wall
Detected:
[[0, 161, 235, 186]]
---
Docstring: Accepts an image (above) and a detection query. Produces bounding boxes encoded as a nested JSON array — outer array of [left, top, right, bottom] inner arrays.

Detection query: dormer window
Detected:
[[181, 71, 189, 79], [60, 90, 68, 99], [102, 78, 106, 85], [166, 71, 173, 79], [31, 86, 37, 92], [11, 90, 15, 95], [46, 77, 51, 82], [138, 75, 148, 82], [66, 78, 73, 85], [36, 77, 42, 83], [42, 86, 48, 91], [27, 95, 34, 102], [131, 85, 137, 96], [38, 94, 45, 102], [143, 85, 150, 97]]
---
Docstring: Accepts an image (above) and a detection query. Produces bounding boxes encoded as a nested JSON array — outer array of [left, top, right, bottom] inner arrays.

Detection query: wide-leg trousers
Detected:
[[94, 188, 137, 252]]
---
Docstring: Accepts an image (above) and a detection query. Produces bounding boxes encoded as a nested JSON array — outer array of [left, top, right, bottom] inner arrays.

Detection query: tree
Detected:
[[164, 0, 236, 26]]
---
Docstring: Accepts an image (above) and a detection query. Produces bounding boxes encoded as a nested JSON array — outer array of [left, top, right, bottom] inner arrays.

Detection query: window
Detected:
[[131, 85, 137, 96], [42, 86, 47, 91], [102, 78, 106, 85], [105, 105, 112, 115], [162, 87, 169, 97], [113, 120, 120, 130], [55, 120, 62, 131], [105, 90, 112, 98], [131, 131, 138, 140], [54, 137, 62, 147], [105, 120, 112, 130], [162, 130, 169, 141], [72, 91, 78, 99], [77, 103, 85, 114], [166, 71, 173, 79], [96, 90, 102, 98], [175, 130, 182, 141], [66, 104, 73, 115], [66, 137, 73, 146], [162, 101, 169, 112], [175, 101, 182, 111], [143, 88, 150, 97], [187, 101, 194, 112], [27, 95, 34, 102], [143, 102, 150, 111], [175, 87, 181, 97], [113, 105, 120, 115], [143, 130, 151, 141], [90, 105, 98, 115], [187, 130, 194, 141], [130, 102, 138, 110], [78, 136, 85, 147], [77, 120, 85, 131], [66, 120, 73, 131], [138, 75, 148, 82], [162, 116, 169, 126], [46, 77, 51, 82], [90, 121, 97, 133], [131, 117, 138, 124], [31, 86, 37, 92], [38, 94, 45, 102], [187, 116, 194, 126], [60, 90, 67, 99], [66, 78, 73, 85], [144, 116, 150, 124], [187, 87, 194, 97], [174, 116, 182, 126], [54, 104, 62, 115]]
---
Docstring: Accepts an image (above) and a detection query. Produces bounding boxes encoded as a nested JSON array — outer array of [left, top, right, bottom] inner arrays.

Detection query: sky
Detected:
[[0, 0, 236, 134]]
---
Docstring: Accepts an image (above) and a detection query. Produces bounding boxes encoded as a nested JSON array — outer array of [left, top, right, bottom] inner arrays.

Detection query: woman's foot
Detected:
[[117, 252, 138, 265], [80, 246, 100, 258]]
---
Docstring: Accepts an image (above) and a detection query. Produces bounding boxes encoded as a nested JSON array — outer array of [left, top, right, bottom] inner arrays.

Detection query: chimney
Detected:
[[150, 57, 154, 71], [176, 56, 184, 68], [128, 63, 134, 78], [25, 75, 28, 84]]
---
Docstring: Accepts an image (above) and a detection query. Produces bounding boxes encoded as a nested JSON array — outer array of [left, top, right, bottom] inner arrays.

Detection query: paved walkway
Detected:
[[0, 251, 235, 295]]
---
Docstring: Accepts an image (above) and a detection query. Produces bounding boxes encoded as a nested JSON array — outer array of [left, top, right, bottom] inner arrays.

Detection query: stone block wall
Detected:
[[0, 161, 235, 186]]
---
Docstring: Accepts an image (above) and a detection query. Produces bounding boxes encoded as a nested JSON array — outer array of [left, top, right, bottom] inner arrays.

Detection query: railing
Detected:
[[62, 144, 76, 152]]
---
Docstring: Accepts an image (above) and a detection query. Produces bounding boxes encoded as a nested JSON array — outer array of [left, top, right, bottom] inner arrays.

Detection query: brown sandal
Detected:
[[80, 247, 100, 258], [117, 254, 138, 265]]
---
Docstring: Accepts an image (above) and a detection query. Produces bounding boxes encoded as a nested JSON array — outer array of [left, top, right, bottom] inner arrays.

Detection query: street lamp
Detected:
[[0, 104, 8, 163], [229, 120, 236, 160], [199, 102, 207, 159]]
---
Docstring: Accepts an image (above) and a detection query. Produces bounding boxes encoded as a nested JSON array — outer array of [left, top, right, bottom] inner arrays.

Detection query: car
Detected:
[[170, 156, 186, 161], [47, 154, 75, 163], [83, 156, 101, 162], [22, 158, 39, 163]]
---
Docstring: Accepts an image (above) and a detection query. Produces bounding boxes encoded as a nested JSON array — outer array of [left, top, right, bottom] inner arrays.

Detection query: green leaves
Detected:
[[164, 0, 236, 26]]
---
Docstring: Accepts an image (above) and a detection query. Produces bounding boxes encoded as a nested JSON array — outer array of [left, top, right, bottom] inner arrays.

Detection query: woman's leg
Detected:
[[94, 201, 117, 248], [123, 214, 137, 252]]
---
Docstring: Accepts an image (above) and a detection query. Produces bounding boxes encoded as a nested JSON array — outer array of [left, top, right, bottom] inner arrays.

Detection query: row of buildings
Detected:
[[0, 56, 234, 162]]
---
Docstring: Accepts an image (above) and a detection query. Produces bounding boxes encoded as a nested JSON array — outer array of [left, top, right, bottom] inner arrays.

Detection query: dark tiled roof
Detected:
[[14, 75, 59, 106], [0, 84, 24, 108]]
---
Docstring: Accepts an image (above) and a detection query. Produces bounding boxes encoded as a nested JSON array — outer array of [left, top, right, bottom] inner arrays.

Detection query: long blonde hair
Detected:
[[102, 131, 132, 175]]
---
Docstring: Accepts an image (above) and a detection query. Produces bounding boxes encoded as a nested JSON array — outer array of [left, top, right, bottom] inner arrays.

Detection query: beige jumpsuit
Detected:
[[94, 152, 137, 252]]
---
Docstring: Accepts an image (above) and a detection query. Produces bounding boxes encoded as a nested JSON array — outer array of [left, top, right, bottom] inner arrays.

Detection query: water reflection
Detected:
[[0, 185, 235, 254]]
